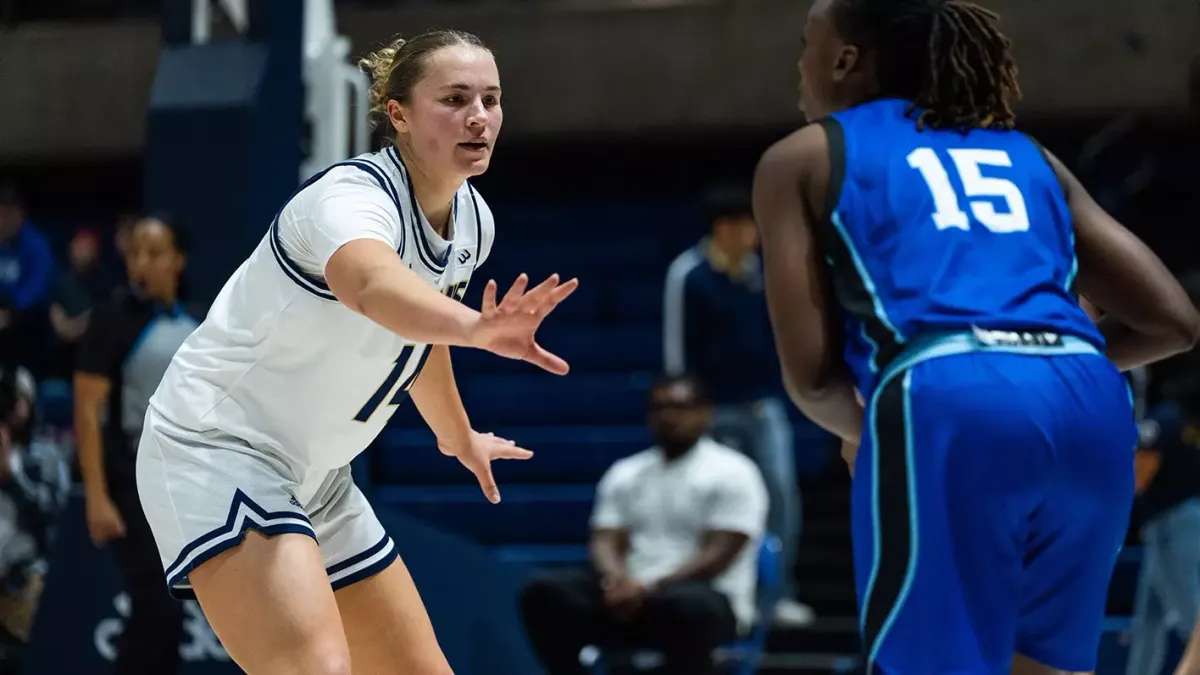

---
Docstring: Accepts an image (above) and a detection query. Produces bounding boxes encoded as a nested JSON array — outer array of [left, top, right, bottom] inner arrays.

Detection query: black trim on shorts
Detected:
[[861, 371, 916, 664]]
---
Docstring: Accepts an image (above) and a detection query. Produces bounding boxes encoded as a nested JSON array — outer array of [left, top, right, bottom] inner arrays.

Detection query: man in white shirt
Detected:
[[519, 374, 768, 675]]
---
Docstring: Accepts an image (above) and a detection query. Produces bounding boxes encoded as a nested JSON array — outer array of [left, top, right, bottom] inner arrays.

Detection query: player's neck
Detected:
[[396, 145, 460, 238]]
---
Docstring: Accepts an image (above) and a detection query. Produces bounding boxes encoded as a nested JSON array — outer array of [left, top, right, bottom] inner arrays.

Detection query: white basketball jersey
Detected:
[[149, 146, 495, 469]]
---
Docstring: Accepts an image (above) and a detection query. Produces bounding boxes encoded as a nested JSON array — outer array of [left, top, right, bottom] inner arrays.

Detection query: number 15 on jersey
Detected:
[[907, 147, 1030, 234]]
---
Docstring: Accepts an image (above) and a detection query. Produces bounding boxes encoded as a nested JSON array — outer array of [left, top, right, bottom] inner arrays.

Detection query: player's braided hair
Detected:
[[833, 0, 1021, 132]]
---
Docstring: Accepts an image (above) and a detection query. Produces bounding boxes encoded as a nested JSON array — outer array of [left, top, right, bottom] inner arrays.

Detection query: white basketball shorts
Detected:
[[135, 406, 397, 599]]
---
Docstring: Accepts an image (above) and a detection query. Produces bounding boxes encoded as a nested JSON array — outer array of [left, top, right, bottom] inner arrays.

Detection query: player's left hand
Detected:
[[468, 273, 578, 375], [439, 431, 533, 504]]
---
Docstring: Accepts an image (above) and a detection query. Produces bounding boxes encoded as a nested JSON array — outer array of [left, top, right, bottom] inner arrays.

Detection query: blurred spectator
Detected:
[[662, 186, 812, 627], [0, 364, 71, 675], [113, 213, 136, 263], [74, 215, 195, 675], [0, 186, 55, 370], [45, 228, 111, 380], [1127, 272, 1200, 675], [519, 374, 766, 675]]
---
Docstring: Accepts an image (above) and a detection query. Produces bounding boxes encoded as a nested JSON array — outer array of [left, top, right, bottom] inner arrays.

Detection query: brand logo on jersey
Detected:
[[457, 249, 472, 265], [971, 326, 1063, 348], [288, 495, 303, 508]]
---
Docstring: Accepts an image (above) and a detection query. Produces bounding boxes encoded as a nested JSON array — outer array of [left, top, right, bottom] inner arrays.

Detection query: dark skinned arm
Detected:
[[589, 528, 629, 581], [1042, 151, 1200, 369], [646, 531, 750, 590], [753, 123, 864, 444]]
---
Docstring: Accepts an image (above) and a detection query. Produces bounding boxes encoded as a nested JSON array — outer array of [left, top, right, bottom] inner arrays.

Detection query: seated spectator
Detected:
[[0, 186, 55, 372], [663, 186, 813, 626], [519, 374, 767, 675]]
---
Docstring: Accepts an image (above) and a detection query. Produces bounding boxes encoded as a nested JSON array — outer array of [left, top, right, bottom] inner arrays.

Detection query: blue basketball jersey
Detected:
[[816, 98, 1102, 396]]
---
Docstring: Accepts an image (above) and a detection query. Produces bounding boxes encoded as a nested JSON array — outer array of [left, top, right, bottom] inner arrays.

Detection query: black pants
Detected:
[[107, 465, 184, 675], [519, 569, 738, 675]]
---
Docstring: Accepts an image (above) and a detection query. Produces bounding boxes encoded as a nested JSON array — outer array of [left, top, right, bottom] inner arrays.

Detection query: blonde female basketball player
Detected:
[[135, 30, 575, 675]]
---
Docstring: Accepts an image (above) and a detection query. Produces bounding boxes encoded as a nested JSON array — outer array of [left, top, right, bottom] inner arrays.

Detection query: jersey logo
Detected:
[[971, 326, 1063, 348], [457, 249, 472, 265], [288, 495, 303, 509]]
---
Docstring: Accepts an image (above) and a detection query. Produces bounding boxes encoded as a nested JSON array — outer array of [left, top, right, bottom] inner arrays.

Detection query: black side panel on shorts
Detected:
[[861, 372, 914, 660]]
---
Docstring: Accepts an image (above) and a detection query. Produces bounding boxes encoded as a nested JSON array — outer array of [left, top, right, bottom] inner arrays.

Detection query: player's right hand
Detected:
[[85, 492, 127, 546], [468, 273, 578, 374]]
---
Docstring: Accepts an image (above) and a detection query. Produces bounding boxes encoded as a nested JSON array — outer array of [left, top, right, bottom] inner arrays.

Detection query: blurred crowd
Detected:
[[0, 185, 131, 384], [0, 180, 199, 673], [0, 185, 100, 672]]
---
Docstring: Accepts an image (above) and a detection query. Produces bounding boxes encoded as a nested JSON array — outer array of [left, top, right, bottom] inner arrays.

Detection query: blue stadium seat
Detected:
[[534, 326, 660, 372], [492, 544, 589, 567], [461, 373, 652, 427], [375, 425, 651, 485], [376, 484, 594, 544], [605, 279, 665, 322]]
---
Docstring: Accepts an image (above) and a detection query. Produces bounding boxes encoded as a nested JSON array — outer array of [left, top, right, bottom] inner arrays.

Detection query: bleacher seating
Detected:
[[370, 200, 687, 557], [370, 200, 714, 553]]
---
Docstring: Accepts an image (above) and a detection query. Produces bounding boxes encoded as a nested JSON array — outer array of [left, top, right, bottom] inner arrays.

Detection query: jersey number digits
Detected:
[[907, 147, 1030, 234], [352, 280, 470, 423]]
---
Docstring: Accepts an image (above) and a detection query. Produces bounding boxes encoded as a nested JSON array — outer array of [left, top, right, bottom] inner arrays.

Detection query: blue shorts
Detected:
[[853, 334, 1136, 674]]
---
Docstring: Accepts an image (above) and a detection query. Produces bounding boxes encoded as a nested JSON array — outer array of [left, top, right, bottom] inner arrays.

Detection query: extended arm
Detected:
[[753, 125, 864, 443], [326, 240, 480, 347], [408, 344, 472, 447], [663, 256, 704, 376], [307, 171, 574, 360]]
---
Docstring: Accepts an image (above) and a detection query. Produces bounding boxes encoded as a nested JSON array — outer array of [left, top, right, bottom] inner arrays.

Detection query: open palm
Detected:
[[439, 431, 533, 504], [468, 273, 578, 374]]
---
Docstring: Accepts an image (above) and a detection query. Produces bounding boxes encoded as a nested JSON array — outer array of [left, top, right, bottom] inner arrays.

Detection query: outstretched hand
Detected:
[[440, 431, 534, 504], [468, 274, 578, 375]]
